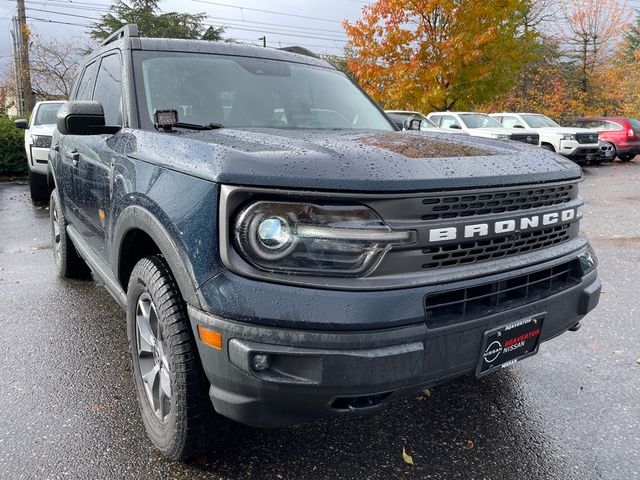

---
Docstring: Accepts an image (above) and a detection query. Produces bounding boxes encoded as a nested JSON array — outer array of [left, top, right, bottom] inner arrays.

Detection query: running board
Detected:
[[66, 226, 127, 309]]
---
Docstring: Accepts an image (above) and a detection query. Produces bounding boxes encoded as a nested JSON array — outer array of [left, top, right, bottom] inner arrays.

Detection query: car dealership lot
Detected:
[[0, 161, 639, 480]]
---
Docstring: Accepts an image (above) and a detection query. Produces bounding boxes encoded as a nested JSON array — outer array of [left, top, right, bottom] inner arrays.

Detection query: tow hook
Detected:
[[569, 322, 582, 332]]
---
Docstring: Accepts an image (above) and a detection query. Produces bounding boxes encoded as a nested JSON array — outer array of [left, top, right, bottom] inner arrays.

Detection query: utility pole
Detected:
[[10, 16, 24, 116], [16, 0, 35, 112], [258, 36, 266, 47]]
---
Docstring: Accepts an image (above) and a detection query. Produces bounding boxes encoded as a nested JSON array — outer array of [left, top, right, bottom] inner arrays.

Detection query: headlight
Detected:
[[32, 135, 52, 148], [561, 134, 576, 141], [234, 201, 415, 276]]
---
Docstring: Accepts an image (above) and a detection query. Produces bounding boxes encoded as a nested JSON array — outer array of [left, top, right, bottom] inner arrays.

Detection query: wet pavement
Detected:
[[0, 162, 639, 480]]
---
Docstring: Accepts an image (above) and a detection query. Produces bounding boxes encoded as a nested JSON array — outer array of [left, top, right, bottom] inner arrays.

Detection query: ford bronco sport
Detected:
[[48, 25, 601, 460]]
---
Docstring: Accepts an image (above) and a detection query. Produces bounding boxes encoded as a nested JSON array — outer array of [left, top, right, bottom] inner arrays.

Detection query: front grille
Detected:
[[510, 133, 539, 145], [576, 133, 598, 144], [420, 184, 576, 221], [424, 260, 581, 328], [421, 224, 572, 270]]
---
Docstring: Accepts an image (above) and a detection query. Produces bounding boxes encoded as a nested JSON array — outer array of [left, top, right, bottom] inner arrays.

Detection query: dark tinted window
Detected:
[[75, 61, 99, 101], [93, 54, 123, 125]]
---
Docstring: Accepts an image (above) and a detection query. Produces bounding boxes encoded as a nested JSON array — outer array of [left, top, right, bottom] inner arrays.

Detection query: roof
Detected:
[[90, 25, 332, 70]]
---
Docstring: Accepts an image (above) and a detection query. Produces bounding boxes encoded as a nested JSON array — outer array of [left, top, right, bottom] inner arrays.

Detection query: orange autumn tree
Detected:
[[343, 0, 536, 112]]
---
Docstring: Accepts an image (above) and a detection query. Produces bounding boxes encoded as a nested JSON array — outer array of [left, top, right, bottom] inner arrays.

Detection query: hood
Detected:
[[534, 127, 599, 136], [468, 127, 538, 137], [126, 128, 581, 192], [30, 124, 56, 136]]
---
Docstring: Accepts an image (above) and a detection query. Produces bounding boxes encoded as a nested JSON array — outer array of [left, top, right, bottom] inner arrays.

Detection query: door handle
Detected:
[[65, 149, 80, 166]]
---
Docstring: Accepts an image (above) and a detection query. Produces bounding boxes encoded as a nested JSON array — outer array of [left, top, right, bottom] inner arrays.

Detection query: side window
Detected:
[[501, 116, 524, 128], [440, 115, 461, 128], [75, 61, 99, 101], [603, 121, 622, 131], [429, 115, 441, 126], [93, 53, 123, 125]]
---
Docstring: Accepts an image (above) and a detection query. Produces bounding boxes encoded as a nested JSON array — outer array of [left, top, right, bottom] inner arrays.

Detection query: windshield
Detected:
[[521, 114, 560, 128], [135, 52, 393, 131], [34, 103, 63, 126], [459, 114, 503, 129]]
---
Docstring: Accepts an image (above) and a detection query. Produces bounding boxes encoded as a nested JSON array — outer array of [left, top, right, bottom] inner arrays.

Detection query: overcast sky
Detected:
[[0, 0, 368, 75]]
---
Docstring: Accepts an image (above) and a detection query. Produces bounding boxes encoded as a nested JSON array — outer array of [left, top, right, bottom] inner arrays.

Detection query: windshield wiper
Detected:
[[173, 122, 224, 131]]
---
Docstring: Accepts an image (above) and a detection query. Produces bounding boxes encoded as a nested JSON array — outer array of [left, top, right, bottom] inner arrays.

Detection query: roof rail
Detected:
[[101, 24, 139, 47], [278, 46, 320, 59]]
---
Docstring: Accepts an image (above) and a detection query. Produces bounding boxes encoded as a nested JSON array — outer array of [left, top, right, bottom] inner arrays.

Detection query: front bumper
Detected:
[[29, 146, 50, 175], [188, 253, 600, 428], [560, 143, 599, 160]]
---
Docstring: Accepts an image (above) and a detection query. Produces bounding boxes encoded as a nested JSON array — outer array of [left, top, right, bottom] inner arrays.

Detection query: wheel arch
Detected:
[[113, 206, 202, 309]]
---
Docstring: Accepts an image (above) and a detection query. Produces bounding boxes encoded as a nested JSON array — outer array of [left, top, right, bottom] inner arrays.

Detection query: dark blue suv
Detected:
[[48, 25, 601, 460]]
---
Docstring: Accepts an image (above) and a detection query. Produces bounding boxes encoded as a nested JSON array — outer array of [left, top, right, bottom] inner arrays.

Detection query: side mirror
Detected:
[[449, 124, 462, 130], [57, 101, 120, 135], [14, 119, 28, 129], [403, 118, 422, 131]]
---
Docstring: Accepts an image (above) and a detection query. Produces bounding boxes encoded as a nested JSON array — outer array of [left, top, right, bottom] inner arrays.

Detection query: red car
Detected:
[[569, 117, 640, 161]]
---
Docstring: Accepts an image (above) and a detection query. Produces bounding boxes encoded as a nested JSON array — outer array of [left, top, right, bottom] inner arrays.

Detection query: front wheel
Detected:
[[50, 189, 91, 279], [126, 255, 217, 460], [28, 169, 49, 203], [618, 153, 635, 162]]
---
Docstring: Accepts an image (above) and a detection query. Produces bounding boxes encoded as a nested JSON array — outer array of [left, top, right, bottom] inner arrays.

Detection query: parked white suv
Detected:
[[490, 113, 599, 164], [385, 110, 467, 134], [14, 101, 65, 202], [427, 112, 540, 146]]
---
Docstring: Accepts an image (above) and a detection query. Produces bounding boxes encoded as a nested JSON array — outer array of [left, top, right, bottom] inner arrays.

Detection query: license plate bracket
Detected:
[[476, 314, 544, 378]]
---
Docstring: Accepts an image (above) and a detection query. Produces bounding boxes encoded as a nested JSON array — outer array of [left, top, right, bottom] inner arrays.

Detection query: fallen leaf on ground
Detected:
[[465, 439, 474, 449], [421, 388, 432, 397], [636, 358, 640, 365], [89, 403, 109, 413], [402, 447, 414, 465]]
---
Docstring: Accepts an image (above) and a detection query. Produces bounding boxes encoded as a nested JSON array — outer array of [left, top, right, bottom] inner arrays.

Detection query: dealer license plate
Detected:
[[476, 315, 544, 378]]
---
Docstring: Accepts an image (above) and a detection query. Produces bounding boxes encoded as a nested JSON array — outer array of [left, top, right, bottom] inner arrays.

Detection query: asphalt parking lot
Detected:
[[0, 161, 639, 480]]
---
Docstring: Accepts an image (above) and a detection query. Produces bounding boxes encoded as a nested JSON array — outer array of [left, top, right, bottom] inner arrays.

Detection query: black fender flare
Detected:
[[112, 205, 202, 309]]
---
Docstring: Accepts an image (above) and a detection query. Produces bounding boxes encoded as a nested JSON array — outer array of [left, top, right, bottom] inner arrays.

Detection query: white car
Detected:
[[14, 100, 65, 202], [426, 112, 540, 146], [490, 113, 599, 164], [385, 110, 467, 134]]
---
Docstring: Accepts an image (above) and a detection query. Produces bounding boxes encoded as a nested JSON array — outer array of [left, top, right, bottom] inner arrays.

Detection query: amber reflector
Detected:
[[197, 325, 222, 350]]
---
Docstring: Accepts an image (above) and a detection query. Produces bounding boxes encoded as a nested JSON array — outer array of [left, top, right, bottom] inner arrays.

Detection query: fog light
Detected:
[[252, 353, 271, 371], [578, 247, 597, 274]]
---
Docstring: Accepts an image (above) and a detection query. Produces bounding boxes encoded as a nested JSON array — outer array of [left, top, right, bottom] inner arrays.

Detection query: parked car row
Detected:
[[385, 109, 640, 165]]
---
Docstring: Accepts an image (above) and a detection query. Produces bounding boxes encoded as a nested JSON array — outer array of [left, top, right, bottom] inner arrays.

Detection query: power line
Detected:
[[192, 0, 345, 24]]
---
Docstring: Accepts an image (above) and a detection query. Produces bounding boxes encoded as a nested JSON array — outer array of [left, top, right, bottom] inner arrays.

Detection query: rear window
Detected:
[[628, 118, 640, 131]]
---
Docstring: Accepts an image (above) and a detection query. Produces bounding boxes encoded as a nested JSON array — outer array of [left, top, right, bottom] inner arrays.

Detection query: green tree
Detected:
[[91, 0, 224, 41], [623, 11, 640, 62]]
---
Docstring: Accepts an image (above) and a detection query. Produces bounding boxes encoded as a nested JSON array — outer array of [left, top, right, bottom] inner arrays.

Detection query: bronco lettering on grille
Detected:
[[428, 207, 578, 243]]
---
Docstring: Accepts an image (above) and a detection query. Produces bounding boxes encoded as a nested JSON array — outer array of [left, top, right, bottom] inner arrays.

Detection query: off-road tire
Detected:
[[126, 255, 216, 460], [50, 189, 91, 279], [28, 168, 49, 203]]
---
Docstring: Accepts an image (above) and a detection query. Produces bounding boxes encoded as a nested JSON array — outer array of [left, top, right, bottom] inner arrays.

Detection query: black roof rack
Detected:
[[101, 24, 139, 47], [278, 46, 320, 59]]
